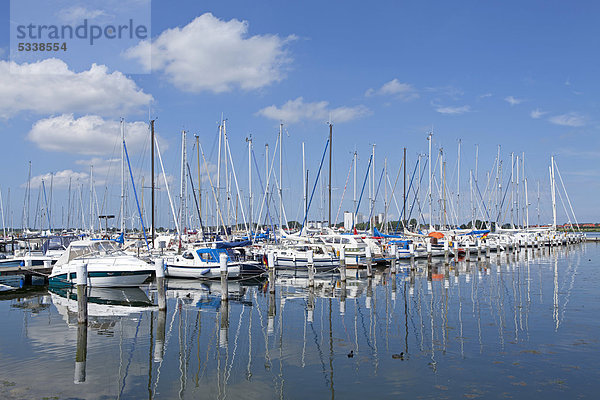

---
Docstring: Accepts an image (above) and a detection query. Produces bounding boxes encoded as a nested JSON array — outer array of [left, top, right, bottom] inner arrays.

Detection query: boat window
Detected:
[[182, 252, 194, 260], [199, 252, 212, 261], [355, 238, 364, 244], [342, 238, 350, 244]]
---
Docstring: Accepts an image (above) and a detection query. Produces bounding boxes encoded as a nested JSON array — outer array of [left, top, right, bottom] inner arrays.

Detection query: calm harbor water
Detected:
[[1, 244, 599, 399]]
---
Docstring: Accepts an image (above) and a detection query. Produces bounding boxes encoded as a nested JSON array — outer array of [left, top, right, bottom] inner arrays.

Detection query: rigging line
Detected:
[[553, 161, 580, 232], [186, 162, 205, 235], [334, 156, 355, 226], [251, 149, 276, 242], [366, 167, 385, 232], [384, 158, 404, 230], [407, 157, 430, 229], [155, 136, 180, 237], [396, 157, 421, 232], [301, 139, 330, 233], [251, 137, 280, 241], [199, 143, 229, 240], [352, 154, 373, 230], [124, 141, 150, 250]]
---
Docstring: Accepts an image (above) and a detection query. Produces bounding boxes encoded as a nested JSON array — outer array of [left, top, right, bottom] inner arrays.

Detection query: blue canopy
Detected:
[[373, 227, 405, 239], [215, 240, 251, 249]]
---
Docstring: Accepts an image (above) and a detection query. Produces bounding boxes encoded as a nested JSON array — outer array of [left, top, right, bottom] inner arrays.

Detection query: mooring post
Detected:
[[477, 239, 482, 261], [409, 242, 415, 263], [76, 263, 88, 325], [156, 259, 166, 311]]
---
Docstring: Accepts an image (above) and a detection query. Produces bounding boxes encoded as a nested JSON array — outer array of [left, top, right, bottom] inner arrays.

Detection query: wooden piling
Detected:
[[76, 263, 88, 325], [156, 259, 166, 311]]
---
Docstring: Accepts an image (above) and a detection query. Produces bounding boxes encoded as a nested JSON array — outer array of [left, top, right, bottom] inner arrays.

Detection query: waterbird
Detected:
[[347, 350, 354, 358], [392, 352, 404, 359]]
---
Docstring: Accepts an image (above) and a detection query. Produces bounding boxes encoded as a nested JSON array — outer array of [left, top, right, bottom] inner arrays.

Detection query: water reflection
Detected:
[[0, 244, 597, 398]]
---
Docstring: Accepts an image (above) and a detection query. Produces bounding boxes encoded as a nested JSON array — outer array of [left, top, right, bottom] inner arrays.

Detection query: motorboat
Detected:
[[164, 247, 243, 279], [48, 240, 154, 287]]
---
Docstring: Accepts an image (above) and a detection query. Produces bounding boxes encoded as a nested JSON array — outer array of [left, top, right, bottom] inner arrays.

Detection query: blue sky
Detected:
[[0, 0, 598, 231]]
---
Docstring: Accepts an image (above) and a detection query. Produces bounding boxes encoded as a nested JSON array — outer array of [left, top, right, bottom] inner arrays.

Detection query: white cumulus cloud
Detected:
[[504, 96, 524, 106], [548, 112, 585, 127], [0, 59, 152, 119], [365, 79, 418, 100], [24, 170, 89, 189], [257, 97, 371, 124], [27, 114, 152, 156], [435, 105, 471, 115], [125, 13, 294, 93]]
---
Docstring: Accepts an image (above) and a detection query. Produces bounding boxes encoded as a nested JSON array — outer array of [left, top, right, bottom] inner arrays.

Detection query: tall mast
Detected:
[[217, 122, 222, 231], [537, 179, 541, 227], [27, 161, 31, 230], [522, 152, 526, 227], [67, 177, 71, 230], [525, 177, 529, 229], [0, 187, 5, 239], [439, 148, 443, 227], [510, 152, 514, 228], [384, 158, 388, 231], [443, 160, 447, 229], [224, 120, 230, 229], [196, 135, 202, 234], [371, 144, 376, 230], [280, 123, 284, 229], [89, 165, 93, 234], [247, 136, 253, 235], [403, 147, 406, 228], [353, 150, 357, 225], [469, 170, 474, 228], [328, 123, 332, 227], [151, 119, 155, 248], [516, 154, 520, 228], [265, 143, 269, 231], [457, 140, 461, 228], [428, 132, 432, 231], [550, 156, 557, 230], [120, 119, 125, 236], [179, 130, 187, 244]]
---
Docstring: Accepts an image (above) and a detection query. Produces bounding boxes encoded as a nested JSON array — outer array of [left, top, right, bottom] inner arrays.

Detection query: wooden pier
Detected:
[[585, 237, 600, 242], [0, 265, 52, 284]]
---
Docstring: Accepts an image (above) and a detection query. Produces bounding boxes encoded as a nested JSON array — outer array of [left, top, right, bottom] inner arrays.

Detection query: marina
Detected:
[[3, 1, 600, 398], [0, 240, 598, 398]]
